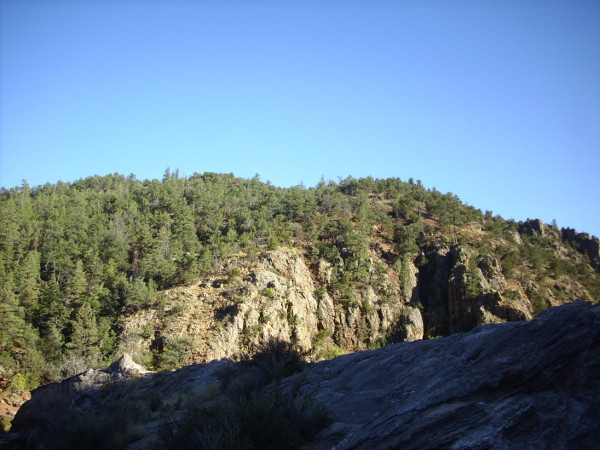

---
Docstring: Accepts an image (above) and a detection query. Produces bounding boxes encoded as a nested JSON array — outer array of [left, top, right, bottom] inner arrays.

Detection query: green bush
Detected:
[[531, 292, 548, 316], [154, 337, 192, 370], [319, 345, 343, 360], [8, 373, 28, 393], [1, 415, 13, 432], [499, 247, 519, 278], [263, 287, 276, 298]]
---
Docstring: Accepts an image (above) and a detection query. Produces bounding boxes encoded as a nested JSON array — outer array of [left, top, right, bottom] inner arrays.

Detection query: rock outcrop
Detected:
[[118, 249, 424, 366], [8, 302, 600, 449], [108, 241, 590, 374], [117, 236, 595, 372], [107, 354, 148, 375], [418, 245, 534, 336], [562, 227, 600, 269], [518, 218, 545, 236]]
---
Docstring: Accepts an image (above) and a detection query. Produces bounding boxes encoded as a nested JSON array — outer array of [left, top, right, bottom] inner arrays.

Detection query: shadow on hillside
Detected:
[[12, 339, 331, 450]]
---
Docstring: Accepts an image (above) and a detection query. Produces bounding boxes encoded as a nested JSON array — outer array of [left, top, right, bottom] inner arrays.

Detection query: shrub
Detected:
[[227, 267, 241, 283], [154, 337, 192, 370], [40, 398, 150, 450], [319, 345, 343, 360], [140, 324, 154, 339], [248, 339, 309, 382], [8, 373, 28, 393], [161, 339, 330, 449], [162, 388, 329, 450], [263, 287, 276, 298], [369, 336, 387, 350], [499, 247, 519, 278], [314, 286, 327, 299], [1, 415, 13, 432], [531, 292, 548, 316]]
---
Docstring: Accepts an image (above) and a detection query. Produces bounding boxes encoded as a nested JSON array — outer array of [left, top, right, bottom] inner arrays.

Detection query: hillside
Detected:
[[7, 302, 600, 448], [0, 172, 598, 399]]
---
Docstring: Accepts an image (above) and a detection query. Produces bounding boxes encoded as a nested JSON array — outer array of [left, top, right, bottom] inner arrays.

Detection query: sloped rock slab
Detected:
[[291, 302, 600, 449]]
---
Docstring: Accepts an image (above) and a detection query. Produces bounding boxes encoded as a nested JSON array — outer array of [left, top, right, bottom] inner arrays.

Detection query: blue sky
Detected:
[[1, 1, 599, 236]]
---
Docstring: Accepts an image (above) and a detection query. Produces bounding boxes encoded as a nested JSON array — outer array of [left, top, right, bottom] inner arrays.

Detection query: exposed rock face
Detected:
[[446, 248, 531, 334], [287, 301, 600, 449], [9, 302, 599, 449], [562, 227, 600, 269], [116, 244, 594, 369], [518, 218, 545, 236], [519, 219, 546, 236], [119, 249, 423, 366], [397, 305, 424, 342], [418, 246, 513, 336]]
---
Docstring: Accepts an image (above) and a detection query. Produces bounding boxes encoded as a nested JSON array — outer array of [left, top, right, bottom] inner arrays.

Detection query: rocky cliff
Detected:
[[117, 248, 424, 368], [117, 238, 595, 370], [6, 302, 599, 449]]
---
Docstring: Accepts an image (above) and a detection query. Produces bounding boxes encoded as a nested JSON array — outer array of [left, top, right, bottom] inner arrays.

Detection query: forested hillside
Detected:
[[1, 171, 598, 391]]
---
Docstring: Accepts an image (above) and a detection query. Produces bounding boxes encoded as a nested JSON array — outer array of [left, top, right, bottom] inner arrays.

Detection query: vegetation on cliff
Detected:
[[0, 171, 598, 390]]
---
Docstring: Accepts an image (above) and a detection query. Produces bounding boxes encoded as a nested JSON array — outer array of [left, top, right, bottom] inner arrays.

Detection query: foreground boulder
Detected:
[[7, 302, 600, 449], [291, 301, 600, 448]]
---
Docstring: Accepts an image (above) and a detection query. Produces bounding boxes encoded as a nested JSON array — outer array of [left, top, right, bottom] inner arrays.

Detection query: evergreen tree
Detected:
[[35, 276, 69, 334], [66, 259, 88, 307], [15, 250, 41, 316], [67, 301, 101, 368], [0, 272, 44, 386]]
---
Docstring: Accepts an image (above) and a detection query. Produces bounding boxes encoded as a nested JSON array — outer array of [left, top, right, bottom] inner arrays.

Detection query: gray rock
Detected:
[[398, 306, 424, 341], [107, 353, 147, 375], [562, 227, 600, 269], [519, 218, 545, 236], [288, 301, 600, 449]]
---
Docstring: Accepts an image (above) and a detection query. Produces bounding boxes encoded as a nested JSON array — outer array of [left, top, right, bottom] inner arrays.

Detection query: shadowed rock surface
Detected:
[[6, 302, 600, 449], [291, 301, 600, 449]]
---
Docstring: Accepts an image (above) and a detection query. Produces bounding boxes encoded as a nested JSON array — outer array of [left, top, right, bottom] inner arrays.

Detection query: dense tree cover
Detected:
[[0, 171, 596, 388]]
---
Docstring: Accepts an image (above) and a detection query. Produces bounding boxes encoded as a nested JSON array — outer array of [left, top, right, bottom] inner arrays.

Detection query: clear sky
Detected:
[[1, 1, 599, 236]]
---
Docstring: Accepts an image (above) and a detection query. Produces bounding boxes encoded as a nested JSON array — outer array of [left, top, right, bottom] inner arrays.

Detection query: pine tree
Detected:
[[0, 275, 25, 369], [35, 276, 69, 333], [67, 301, 100, 367], [0, 272, 44, 387], [41, 323, 64, 364], [15, 250, 41, 316], [66, 259, 94, 308]]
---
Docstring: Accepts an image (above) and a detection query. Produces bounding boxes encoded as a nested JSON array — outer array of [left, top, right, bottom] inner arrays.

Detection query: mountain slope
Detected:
[[0, 172, 598, 392]]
